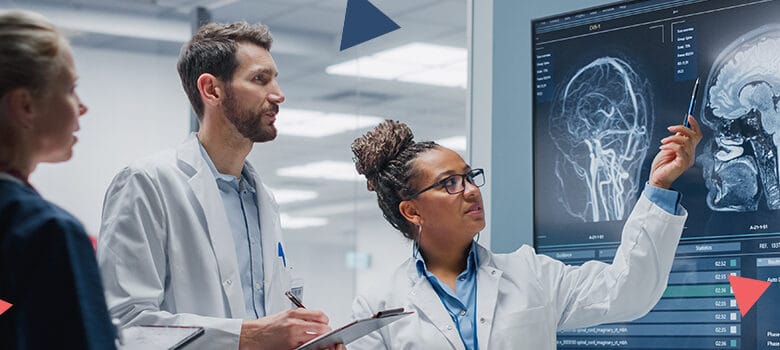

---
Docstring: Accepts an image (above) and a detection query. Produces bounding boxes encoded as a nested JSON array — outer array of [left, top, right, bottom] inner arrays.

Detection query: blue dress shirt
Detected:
[[644, 183, 682, 215], [199, 143, 265, 319], [414, 185, 680, 349], [416, 241, 480, 350]]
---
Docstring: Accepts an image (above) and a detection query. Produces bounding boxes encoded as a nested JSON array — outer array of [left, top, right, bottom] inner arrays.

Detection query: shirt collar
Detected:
[[0, 172, 26, 186], [197, 138, 256, 193], [415, 240, 479, 278]]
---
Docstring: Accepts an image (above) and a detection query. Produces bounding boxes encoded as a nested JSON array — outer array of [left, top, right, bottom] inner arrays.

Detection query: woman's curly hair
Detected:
[[351, 120, 437, 239]]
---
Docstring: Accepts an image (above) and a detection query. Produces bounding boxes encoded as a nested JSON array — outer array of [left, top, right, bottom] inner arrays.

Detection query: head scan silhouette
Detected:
[[550, 57, 653, 222], [701, 24, 780, 212]]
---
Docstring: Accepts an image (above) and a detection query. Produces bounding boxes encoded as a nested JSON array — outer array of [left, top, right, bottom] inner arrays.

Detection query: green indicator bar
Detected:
[[663, 284, 733, 298]]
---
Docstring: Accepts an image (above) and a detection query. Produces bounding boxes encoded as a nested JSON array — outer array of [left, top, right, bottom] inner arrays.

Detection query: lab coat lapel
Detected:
[[474, 245, 502, 350], [407, 265, 467, 350], [177, 134, 246, 318], [246, 163, 290, 315]]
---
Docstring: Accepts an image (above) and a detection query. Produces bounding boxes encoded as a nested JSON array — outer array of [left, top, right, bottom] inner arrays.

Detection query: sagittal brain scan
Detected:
[[701, 25, 780, 212], [549, 57, 653, 222]]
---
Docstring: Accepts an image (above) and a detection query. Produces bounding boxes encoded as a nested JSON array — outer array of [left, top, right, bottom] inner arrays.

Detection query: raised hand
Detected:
[[648, 115, 702, 189]]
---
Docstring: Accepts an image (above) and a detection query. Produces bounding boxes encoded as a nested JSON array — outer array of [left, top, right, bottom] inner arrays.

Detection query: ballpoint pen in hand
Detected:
[[685, 77, 700, 128], [285, 290, 306, 308], [285, 291, 327, 337]]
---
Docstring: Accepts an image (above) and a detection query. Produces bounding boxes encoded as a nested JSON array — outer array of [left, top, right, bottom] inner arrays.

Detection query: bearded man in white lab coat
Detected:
[[97, 22, 340, 350]]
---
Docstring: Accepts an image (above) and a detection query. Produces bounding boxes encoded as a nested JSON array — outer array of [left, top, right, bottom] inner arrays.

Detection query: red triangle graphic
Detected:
[[0, 299, 12, 316], [728, 275, 771, 317]]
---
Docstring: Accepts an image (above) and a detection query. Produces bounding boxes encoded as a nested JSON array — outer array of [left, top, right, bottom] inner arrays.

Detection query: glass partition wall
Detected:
[[2, 0, 467, 325]]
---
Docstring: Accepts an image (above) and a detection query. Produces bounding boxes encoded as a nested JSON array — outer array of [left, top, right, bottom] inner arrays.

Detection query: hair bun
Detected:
[[351, 120, 414, 185]]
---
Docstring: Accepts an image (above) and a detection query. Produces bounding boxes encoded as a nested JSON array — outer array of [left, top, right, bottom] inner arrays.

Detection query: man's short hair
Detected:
[[177, 22, 273, 119]]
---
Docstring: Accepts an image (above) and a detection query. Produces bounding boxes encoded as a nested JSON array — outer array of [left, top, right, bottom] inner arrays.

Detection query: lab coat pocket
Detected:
[[265, 256, 293, 314], [490, 306, 555, 349]]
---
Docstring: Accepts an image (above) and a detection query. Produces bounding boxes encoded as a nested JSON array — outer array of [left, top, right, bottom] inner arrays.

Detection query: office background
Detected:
[[1, 0, 613, 325]]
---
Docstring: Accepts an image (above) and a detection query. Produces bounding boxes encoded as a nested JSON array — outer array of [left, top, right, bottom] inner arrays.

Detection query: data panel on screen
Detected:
[[532, 1, 780, 349]]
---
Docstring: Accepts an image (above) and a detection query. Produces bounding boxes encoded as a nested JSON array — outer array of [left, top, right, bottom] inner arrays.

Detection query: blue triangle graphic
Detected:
[[340, 0, 401, 51]]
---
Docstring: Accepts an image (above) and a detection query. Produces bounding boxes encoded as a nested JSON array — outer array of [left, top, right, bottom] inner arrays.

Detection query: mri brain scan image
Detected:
[[701, 25, 780, 212], [550, 57, 653, 222]]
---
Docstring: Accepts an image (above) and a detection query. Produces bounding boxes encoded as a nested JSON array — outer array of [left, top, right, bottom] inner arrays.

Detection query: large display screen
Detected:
[[532, 0, 780, 348]]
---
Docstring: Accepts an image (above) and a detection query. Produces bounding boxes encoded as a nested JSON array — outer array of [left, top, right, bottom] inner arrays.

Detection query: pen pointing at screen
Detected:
[[685, 77, 700, 128]]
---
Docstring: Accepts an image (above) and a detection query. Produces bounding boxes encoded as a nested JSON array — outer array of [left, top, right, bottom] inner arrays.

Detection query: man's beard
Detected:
[[223, 87, 278, 143]]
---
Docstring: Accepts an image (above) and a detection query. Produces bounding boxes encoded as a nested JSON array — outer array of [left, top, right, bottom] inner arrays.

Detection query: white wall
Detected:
[[30, 45, 189, 235]]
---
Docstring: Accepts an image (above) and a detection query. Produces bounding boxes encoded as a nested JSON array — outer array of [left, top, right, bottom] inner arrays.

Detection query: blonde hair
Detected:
[[0, 10, 67, 161], [0, 10, 66, 97]]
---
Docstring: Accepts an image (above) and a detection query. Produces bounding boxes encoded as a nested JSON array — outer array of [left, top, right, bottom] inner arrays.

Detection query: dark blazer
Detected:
[[0, 178, 116, 350]]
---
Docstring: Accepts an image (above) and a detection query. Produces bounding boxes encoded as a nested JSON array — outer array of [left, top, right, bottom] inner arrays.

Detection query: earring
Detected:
[[412, 224, 422, 259]]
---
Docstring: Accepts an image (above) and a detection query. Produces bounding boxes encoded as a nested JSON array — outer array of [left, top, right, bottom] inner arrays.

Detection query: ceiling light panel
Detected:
[[326, 42, 467, 88], [280, 213, 328, 230], [270, 188, 319, 204], [326, 57, 417, 80], [375, 42, 465, 66], [277, 161, 363, 181], [276, 109, 384, 138]]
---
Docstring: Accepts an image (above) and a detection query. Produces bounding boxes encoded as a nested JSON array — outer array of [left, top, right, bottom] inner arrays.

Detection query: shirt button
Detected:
[[447, 325, 453, 331], [255, 282, 261, 290], [460, 310, 467, 316], [480, 317, 487, 324], [459, 276, 466, 281], [224, 279, 232, 286], [490, 270, 497, 276]]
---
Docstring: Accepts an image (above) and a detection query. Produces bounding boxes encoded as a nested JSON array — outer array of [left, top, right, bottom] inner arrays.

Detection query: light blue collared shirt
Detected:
[[198, 142, 265, 319], [416, 241, 479, 350], [644, 183, 682, 215], [414, 185, 679, 349]]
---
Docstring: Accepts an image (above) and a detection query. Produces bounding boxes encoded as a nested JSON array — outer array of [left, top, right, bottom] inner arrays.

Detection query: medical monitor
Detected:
[[532, 0, 780, 348]]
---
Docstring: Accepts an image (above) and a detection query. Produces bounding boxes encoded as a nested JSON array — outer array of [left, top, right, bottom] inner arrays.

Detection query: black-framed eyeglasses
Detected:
[[407, 168, 485, 199]]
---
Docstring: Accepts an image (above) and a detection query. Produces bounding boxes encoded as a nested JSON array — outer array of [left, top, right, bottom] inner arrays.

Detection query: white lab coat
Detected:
[[350, 194, 687, 350], [97, 134, 292, 349]]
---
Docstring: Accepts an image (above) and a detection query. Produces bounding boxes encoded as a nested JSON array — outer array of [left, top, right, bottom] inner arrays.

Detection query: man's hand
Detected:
[[648, 115, 702, 189], [239, 308, 337, 350]]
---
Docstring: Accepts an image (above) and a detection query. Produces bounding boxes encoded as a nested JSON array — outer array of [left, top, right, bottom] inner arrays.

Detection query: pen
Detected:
[[277, 242, 287, 267], [685, 77, 700, 128], [286, 291, 324, 337], [285, 290, 306, 308]]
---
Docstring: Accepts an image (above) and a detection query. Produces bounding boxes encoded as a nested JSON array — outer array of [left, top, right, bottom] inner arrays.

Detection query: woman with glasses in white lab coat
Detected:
[[348, 118, 701, 350]]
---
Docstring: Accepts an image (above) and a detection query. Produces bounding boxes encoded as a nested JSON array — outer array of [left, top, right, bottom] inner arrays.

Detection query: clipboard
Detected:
[[295, 308, 414, 350], [119, 325, 204, 350]]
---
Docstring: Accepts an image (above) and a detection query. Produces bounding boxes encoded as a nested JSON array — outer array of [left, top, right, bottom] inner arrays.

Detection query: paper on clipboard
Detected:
[[295, 308, 414, 350], [119, 325, 204, 350]]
